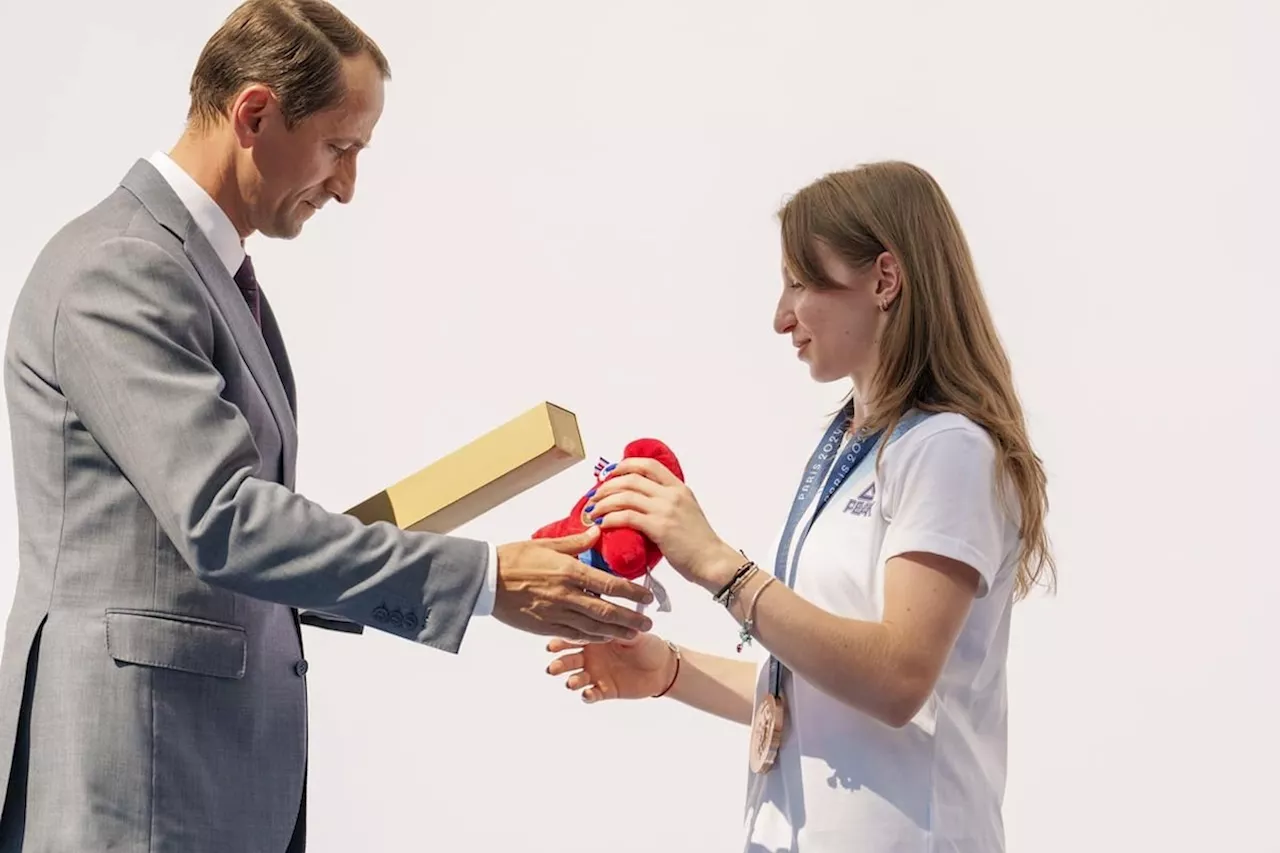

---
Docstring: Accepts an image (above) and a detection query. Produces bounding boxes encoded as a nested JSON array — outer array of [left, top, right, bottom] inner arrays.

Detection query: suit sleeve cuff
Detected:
[[471, 542, 498, 616]]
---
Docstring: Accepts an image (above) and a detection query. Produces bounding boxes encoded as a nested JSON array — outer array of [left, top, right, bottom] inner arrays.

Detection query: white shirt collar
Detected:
[[147, 151, 245, 278]]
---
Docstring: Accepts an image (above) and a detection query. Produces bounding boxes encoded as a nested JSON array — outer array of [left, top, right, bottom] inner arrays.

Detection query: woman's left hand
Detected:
[[584, 457, 737, 591]]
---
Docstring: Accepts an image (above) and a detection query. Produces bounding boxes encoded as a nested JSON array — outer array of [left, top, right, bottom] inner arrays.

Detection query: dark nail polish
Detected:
[[586, 488, 596, 498], [584, 504, 595, 513], [604, 463, 616, 472]]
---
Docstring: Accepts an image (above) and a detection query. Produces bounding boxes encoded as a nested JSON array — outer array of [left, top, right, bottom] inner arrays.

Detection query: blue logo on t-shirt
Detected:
[[843, 483, 875, 517]]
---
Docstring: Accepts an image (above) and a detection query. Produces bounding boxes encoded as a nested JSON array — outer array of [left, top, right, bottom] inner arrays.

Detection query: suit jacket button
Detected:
[[294, 660, 309, 677]]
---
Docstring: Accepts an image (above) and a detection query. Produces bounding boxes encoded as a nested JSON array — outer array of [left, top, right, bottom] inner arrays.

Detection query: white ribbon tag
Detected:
[[642, 571, 671, 614]]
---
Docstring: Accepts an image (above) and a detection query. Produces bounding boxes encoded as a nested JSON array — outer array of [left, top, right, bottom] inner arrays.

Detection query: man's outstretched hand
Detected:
[[492, 527, 654, 643]]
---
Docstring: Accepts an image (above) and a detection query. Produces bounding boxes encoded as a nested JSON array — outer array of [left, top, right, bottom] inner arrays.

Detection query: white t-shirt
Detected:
[[742, 411, 1021, 853]]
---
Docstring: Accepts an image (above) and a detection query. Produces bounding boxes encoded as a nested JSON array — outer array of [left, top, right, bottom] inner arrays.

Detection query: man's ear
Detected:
[[229, 84, 278, 147], [874, 250, 903, 306]]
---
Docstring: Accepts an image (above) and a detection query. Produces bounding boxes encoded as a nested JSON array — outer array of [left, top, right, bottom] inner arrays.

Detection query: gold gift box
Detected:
[[345, 401, 585, 532], [299, 401, 586, 633]]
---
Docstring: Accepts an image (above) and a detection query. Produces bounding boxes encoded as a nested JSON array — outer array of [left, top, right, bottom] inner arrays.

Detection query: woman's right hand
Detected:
[[546, 632, 677, 703]]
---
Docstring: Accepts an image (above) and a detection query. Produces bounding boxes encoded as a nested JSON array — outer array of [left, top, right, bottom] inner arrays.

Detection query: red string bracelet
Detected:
[[651, 641, 681, 698]]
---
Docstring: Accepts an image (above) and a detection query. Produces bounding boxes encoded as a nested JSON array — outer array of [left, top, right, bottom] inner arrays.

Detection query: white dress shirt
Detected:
[[147, 151, 499, 617]]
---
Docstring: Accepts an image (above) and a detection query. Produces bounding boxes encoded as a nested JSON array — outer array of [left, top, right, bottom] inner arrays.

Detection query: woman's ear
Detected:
[[874, 251, 902, 310]]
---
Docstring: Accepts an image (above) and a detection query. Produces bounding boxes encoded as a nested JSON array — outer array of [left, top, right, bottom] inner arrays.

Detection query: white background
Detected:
[[1, 1, 1278, 850]]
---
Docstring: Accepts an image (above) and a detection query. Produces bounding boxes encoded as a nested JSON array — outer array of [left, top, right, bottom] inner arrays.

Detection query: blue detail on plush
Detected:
[[578, 549, 615, 574]]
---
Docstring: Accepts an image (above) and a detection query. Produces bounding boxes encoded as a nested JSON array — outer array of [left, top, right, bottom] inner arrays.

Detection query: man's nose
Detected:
[[327, 155, 358, 205]]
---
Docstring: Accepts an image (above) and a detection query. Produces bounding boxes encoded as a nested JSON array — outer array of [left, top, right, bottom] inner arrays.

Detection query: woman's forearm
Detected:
[[697, 545, 956, 729], [664, 645, 757, 726], [731, 572, 910, 725]]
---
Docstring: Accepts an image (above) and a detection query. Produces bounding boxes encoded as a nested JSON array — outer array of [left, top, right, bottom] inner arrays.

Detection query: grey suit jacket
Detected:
[[0, 159, 490, 852]]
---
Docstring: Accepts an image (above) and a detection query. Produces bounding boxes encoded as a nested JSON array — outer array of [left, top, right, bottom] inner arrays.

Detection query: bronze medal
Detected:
[[749, 692, 785, 774]]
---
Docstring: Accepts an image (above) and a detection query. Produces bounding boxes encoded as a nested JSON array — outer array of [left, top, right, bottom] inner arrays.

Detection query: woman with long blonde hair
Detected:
[[546, 160, 1054, 852]]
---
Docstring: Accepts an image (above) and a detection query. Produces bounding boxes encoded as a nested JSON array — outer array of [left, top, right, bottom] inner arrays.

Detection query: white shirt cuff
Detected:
[[471, 542, 499, 616]]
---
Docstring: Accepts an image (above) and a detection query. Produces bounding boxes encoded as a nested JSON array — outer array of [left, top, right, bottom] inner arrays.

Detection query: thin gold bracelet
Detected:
[[736, 575, 776, 653]]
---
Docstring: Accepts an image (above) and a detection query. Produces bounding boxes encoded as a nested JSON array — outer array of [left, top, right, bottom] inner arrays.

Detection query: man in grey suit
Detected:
[[0, 1, 654, 850]]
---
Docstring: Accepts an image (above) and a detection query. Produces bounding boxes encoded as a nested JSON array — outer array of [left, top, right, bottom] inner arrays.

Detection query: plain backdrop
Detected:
[[1, 1, 1277, 850]]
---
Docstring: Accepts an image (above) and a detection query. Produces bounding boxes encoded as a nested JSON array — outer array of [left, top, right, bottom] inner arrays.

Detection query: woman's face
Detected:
[[773, 239, 895, 386]]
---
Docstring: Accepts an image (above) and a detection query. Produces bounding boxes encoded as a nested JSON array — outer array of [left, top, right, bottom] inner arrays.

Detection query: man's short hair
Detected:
[[187, 0, 390, 130]]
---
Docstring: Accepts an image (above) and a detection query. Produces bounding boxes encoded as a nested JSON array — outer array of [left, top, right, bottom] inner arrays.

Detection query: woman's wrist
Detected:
[[695, 541, 751, 593], [651, 641, 681, 698], [726, 568, 774, 623]]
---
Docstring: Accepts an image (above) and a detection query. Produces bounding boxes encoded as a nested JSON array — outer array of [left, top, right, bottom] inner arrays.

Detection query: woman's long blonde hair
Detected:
[[778, 161, 1055, 599]]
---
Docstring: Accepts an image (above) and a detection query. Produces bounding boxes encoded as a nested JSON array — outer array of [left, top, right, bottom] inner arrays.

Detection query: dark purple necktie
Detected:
[[234, 255, 262, 326]]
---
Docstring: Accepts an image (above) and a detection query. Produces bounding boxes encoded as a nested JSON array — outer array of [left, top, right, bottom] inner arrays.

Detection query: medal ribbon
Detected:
[[767, 409, 930, 697]]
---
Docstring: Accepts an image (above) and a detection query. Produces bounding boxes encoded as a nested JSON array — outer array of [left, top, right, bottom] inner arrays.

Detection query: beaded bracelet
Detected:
[[712, 552, 757, 606], [720, 564, 759, 610]]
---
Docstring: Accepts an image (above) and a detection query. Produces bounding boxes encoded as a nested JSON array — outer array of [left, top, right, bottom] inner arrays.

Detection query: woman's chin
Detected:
[[805, 362, 845, 384]]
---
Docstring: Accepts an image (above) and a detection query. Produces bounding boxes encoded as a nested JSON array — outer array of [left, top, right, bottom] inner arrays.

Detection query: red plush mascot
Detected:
[[532, 438, 683, 611]]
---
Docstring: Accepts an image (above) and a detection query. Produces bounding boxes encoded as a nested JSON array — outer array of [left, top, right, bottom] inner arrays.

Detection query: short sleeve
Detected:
[[879, 424, 1010, 597]]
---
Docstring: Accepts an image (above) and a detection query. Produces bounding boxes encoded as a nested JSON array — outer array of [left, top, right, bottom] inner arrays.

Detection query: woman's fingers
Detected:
[[546, 637, 582, 654], [545, 650, 608, 699], [546, 650, 585, 676], [610, 458, 681, 488], [590, 471, 662, 501], [581, 682, 612, 703], [564, 670, 595, 691], [587, 494, 660, 536], [545, 641, 619, 703], [586, 486, 658, 521]]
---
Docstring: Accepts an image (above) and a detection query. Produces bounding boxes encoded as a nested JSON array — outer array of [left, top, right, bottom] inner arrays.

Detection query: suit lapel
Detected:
[[119, 159, 299, 490], [186, 232, 299, 489]]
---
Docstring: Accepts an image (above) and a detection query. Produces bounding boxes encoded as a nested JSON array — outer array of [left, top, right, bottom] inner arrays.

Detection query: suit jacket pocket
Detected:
[[104, 608, 247, 679]]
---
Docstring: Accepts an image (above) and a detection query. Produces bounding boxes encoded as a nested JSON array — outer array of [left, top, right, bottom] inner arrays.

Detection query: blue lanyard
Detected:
[[766, 409, 929, 696], [772, 416, 882, 589]]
